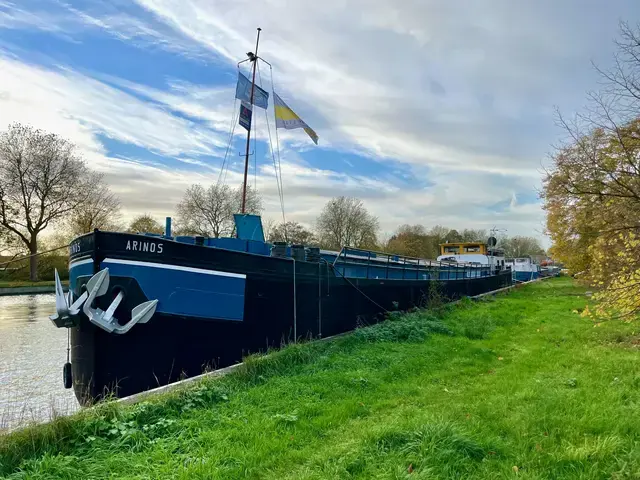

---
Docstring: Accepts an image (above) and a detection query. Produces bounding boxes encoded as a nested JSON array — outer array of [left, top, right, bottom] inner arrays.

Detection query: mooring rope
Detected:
[[318, 261, 322, 338], [328, 261, 389, 313], [292, 258, 297, 342], [0, 243, 69, 268]]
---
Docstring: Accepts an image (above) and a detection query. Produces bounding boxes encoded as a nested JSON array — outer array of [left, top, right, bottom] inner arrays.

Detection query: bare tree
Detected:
[[0, 123, 92, 280], [261, 217, 277, 242], [232, 184, 263, 218], [268, 221, 316, 245], [176, 184, 231, 238], [0, 226, 13, 250], [66, 172, 121, 236], [385, 224, 430, 258], [428, 225, 450, 240], [460, 228, 488, 242], [500, 236, 545, 258], [128, 214, 164, 234], [315, 196, 379, 250], [176, 184, 263, 238]]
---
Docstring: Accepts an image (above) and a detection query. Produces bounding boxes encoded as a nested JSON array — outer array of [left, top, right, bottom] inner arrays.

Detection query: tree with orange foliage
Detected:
[[543, 22, 640, 318]]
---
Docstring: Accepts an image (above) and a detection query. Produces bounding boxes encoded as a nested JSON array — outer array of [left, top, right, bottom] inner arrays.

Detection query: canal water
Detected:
[[0, 294, 78, 431]]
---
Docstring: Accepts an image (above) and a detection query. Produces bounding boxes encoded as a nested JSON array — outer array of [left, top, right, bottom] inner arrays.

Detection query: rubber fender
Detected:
[[63, 362, 73, 389]]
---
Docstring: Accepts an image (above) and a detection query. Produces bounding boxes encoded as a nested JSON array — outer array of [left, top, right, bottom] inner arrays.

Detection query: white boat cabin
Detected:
[[505, 257, 541, 281], [436, 242, 506, 270]]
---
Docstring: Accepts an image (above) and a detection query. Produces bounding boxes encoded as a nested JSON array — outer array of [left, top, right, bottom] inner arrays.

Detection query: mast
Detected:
[[241, 27, 261, 214]]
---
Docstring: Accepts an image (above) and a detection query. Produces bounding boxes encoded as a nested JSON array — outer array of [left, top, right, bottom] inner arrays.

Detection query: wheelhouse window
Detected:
[[464, 245, 481, 253], [444, 246, 459, 254]]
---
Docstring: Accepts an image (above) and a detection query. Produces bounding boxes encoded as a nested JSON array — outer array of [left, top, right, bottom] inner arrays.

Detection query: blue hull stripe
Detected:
[[69, 260, 94, 292], [514, 272, 539, 282], [102, 258, 246, 321]]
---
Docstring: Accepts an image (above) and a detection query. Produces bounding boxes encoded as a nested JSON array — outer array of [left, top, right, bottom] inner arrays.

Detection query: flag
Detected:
[[235, 72, 269, 109], [274, 92, 318, 145], [239, 101, 252, 131]]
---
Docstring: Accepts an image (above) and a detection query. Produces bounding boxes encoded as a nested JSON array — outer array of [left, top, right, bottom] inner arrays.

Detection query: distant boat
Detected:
[[504, 257, 540, 283], [436, 241, 507, 272], [50, 30, 512, 405]]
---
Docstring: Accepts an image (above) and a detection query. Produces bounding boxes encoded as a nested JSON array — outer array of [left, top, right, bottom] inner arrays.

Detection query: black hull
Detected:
[[68, 231, 512, 404]]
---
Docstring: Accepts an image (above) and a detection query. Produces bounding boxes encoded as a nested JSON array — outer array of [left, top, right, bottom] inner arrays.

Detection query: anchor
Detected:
[[49, 269, 88, 328], [50, 267, 158, 334], [82, 268, 158, 334]]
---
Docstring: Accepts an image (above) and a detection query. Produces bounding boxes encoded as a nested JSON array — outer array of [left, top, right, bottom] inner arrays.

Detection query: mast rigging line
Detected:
[[256, 59, 287, 231], [252, 87, 257, 193], [220, 28, 287, 237], [265, 59, 287, 232], [217, 97, 239, 187]]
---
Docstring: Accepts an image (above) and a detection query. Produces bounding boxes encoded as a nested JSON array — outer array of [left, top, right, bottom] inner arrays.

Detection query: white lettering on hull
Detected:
[[126, 240, 163, 254]]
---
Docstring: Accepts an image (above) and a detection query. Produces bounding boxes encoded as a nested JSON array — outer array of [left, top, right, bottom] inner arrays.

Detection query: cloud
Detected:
[[0, 0, 211, 59], [0, 53, 228, 158], [130, 0, 636, 174], [0, 1, 73, 35], [98, 74, 237, 134], [0, 50, 436, 236], [6, 0, 634, 247]]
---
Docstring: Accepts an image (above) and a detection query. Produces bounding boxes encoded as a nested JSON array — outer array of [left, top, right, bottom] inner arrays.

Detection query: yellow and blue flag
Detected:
[[274, 93, 318, 145]]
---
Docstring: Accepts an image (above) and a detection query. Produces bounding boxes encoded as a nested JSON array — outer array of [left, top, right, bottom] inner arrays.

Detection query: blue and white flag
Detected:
[[235, 72, 269, 109], [239, 101, 252, 131]]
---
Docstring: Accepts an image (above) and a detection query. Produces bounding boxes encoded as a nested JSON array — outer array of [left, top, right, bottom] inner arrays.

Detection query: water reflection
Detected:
[[0, 294, 78, 431]]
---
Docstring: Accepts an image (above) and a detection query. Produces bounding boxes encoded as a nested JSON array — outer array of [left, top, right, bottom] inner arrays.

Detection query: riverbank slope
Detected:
[[1, 278, 638, 479], [0, 281, 68, 296]]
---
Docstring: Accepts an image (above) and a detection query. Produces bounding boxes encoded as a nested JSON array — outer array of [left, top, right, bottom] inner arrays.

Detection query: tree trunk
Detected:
[[29, 237, 38, 282]]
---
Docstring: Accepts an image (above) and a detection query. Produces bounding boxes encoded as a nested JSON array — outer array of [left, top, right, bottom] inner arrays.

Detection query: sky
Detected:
[[1, 0, 639, 246]]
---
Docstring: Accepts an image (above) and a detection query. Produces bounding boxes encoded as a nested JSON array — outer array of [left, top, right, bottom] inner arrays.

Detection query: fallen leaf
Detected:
[[408, 464, 413, 474], [498, 357, 504, 361], [444, 387, 449, 392], [535, 444, 543, 452], [513, 465, 519, 473]]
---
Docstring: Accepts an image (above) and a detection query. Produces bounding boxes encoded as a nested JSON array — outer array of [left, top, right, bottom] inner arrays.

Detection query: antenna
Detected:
[[487, 226, 507, 272], [488, 226, 507, 242]]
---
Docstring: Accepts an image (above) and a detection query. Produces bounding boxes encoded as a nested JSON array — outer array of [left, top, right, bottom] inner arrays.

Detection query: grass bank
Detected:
[[1, 278, 639, 479], [0, 281, 60, 289]]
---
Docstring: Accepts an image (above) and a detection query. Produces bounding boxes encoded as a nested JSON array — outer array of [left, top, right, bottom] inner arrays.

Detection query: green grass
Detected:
[[0, 281, 60, 288], [1, 278, 639, 479]]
